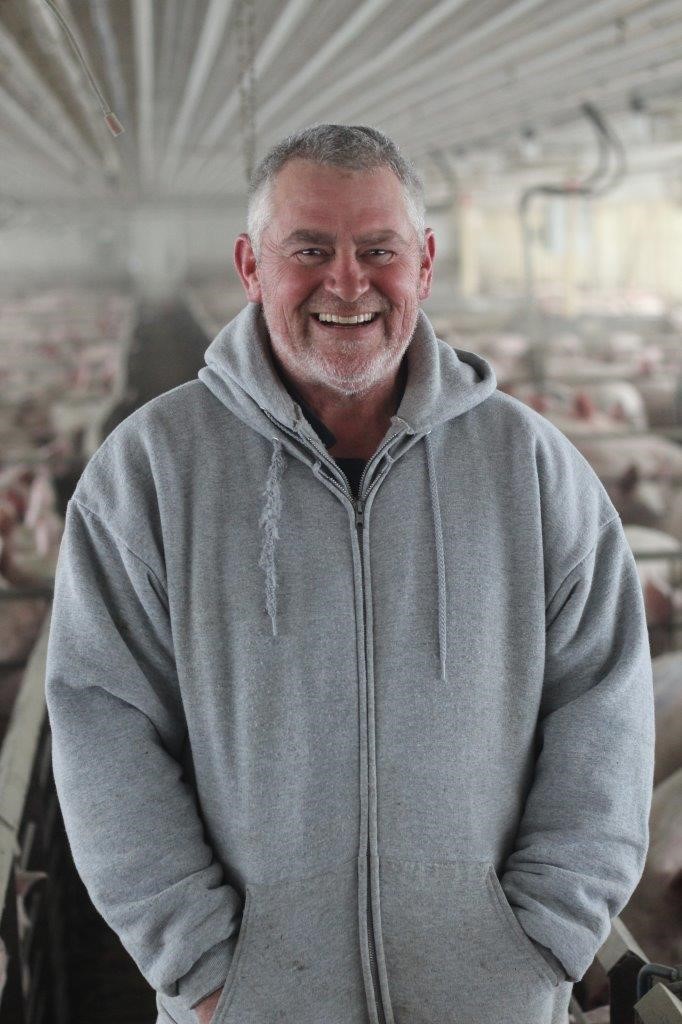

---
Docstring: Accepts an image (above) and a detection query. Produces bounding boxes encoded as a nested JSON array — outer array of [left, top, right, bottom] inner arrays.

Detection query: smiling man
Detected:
[[234, 157, 434, 466], [46, 125, 654, 1024]]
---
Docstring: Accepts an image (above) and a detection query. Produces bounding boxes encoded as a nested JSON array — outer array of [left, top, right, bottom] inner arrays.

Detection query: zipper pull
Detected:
[[355, 499, 364, 528]]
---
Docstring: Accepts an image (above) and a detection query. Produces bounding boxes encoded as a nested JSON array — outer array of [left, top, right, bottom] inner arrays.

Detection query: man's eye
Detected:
[[365, 249, 393, 262], [295, 249, 327, 261]]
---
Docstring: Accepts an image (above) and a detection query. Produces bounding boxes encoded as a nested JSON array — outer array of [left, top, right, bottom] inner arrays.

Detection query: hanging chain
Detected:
[[235, 0, 257, 184]]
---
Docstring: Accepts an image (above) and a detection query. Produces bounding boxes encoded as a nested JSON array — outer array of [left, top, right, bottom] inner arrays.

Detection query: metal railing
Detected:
[[0, 612, 71, 1024]]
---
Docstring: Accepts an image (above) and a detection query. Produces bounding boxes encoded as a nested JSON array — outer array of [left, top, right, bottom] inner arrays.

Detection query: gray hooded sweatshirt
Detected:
[[45, 303, 655, 1024]]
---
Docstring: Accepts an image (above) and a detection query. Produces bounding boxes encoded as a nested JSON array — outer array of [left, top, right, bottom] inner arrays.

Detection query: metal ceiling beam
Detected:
[[189, 0, 404, 195], [132, 0, 155, 188], [400, 21, 682, 157], [409, 56, 682, 168], [242, 0, 394, 135], [176, 0, 314, 185], [344, 0, 620, 128], [195, 0, 553, 195], [0, 81, 83, 178], [275, 0, 546, 140], [353, 0, 682, 139], [155, 0, 180, 155], [160, 0, 236, 186], [172, 0, 317, 192]]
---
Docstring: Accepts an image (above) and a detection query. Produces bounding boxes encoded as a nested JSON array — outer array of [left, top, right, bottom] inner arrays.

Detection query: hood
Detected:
[[198, 303, 497, 669], [198, 302, 497, 440]]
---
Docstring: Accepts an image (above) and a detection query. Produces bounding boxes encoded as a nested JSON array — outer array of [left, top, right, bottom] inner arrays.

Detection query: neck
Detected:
[[280, 360, 406, 460]]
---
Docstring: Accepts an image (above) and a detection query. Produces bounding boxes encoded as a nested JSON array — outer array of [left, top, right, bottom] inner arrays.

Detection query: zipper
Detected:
[[354, 497, 386, 1024], [366, 852, 386, 1024], [263, 408, 404, 1024]]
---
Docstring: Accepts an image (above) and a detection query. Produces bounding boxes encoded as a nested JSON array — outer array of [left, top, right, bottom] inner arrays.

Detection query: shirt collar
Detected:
[[274, 357, 408, 451]]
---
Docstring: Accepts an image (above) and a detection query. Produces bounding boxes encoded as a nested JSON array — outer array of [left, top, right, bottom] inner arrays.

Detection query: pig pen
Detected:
[[0, 287, 161, 1024], [4, 291, 682, 1023], [432, 305, 682, 1023], [0, 288, 223, 1024]]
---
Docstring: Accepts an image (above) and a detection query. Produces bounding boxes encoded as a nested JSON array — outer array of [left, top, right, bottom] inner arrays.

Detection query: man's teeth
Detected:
[[315, 312, 377, 324]]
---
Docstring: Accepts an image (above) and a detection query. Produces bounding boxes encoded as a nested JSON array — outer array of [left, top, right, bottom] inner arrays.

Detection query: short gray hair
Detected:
[[246, 123, 426, 259]]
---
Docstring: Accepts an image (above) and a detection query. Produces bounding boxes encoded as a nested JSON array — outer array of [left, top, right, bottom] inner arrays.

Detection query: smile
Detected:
[[312, 312, 380, 325]]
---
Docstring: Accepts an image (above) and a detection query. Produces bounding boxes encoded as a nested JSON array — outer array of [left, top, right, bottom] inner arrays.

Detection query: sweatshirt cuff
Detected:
[[175, 936, 237, 1011], [531, 940, 568, 983]]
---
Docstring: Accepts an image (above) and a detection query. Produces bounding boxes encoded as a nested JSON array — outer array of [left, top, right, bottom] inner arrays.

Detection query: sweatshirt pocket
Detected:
[[208, 858, 366, 1024], [380, 858, 560, 1024]]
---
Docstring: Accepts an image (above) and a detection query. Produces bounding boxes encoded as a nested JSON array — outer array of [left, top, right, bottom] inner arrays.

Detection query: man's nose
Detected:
[[323, 254, 370, 303]]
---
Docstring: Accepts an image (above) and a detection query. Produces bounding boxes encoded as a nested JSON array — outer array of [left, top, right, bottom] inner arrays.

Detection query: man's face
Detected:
[[234, 159, 435, 398]]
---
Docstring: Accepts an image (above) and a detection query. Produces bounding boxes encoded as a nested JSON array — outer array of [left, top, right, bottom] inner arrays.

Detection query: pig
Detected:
[[580, 381, 648, 430], [576, 435, 682, 488], [570, 436, 682, 538], [651, 652, 682, 786], [620, 768, 682, 968]]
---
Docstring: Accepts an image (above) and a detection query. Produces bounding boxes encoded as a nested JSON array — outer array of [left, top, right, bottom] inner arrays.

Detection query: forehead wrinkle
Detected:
[[280, 228, 408, 247]]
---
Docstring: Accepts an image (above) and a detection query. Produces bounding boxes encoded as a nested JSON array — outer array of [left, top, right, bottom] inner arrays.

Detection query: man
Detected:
[[45, 125, 654, 1024]]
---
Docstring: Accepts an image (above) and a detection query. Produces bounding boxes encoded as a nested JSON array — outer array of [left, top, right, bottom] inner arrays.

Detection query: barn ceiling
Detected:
[[1, 0, 682, 208]]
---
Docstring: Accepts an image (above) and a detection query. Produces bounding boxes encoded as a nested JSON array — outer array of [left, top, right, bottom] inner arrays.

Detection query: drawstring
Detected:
[[258, 432, 446, 676], [259, 439, 286, 635], [424, 433, 448, 682]]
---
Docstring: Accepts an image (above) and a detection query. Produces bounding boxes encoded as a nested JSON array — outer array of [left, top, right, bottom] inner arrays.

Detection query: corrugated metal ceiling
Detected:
[[0, 0, 681, 206]]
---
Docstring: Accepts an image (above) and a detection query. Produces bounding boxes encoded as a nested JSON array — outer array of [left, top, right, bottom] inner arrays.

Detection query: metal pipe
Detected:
[[637, 963, 681, 1001], [90, 0, 130, 132], [34, 0, 124, 147], [132, 0, 155, 188]]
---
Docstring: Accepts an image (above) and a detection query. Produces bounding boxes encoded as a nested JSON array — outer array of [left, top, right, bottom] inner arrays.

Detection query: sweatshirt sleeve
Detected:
[[500, 513, 655, 983], [45, 498, 241, 1012]]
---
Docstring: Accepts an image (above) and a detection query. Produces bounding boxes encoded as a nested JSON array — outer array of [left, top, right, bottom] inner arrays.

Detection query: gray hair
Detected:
[[246, 124, 426, 259]]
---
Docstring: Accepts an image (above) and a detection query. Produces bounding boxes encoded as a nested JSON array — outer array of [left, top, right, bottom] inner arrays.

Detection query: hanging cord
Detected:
[[235, 0, 257, 184], [40, 0, 124, 136]]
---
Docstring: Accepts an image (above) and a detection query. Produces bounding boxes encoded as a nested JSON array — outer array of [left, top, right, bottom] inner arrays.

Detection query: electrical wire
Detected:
[[40, 0, 124, 136]]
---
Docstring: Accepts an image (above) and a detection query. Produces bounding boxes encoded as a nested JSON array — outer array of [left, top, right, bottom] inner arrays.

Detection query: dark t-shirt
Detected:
[[274, 359, 407, 499]]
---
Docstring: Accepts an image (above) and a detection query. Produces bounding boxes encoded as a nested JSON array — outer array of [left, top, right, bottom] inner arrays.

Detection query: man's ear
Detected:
[[234, 234, 263, 302], [418, 228, 436, 301]]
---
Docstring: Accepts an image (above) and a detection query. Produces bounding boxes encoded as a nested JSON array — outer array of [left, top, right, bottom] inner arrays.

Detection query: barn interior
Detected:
[[1, 2, 682, 1023]]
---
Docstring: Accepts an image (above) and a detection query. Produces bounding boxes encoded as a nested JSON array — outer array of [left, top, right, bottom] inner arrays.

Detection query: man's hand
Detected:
[[193, 985, 224, 1024]]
